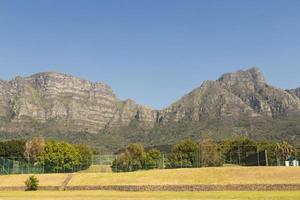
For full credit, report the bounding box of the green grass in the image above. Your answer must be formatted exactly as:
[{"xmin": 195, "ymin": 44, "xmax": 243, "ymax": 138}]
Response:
[{"xmin": 0, "ymin": 191, "xmax": 299, "ymax": 200}]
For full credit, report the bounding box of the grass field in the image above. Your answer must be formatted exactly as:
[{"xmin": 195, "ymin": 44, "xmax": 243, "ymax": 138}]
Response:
[
  {"xmin": 0, "ymin": 191, "xmax": 299, "ymax": 200},
  {"xmin": 1, "ymin": 167, "xmax": 300, "ymax": 187},
  {"xmin": 0, "ymin": 173, "xmax": 68, "ymax": 187},
  {"xmin": 69, "ymin": 167, "xmax": 300, "ymax": 186},
  {"xmin": 79, "ymin": 165, "xmax": 112, "ymax": 173},
  {"xmin": 1, "ymin": 167, "xmax": 300, "ymax": 200}
]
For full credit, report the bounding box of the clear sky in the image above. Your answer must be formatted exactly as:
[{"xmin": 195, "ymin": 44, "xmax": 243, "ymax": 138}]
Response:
[{"xmin": 0, "ymin": 0, "xmax": 299, "ymax": 109}]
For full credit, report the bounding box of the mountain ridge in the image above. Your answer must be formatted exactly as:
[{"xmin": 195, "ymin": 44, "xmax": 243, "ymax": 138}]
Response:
[{"xmin": 1, "ymin": 67, "xmax": 300, "ymax": 151}]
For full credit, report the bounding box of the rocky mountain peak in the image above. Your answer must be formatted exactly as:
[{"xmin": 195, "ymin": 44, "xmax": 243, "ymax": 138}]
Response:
[
  {"xmin": 160, "ymin": 67, "xmax": 300, "ymax": 122},
  {"xmin": 247, "ymin": 67, "xmax": 266, "ymax": 83},
  {"xmin": 26, "ymin": 71, "xmax": 115, "ymax": 96},
  {"xmin": 217, "ymin": 67, "xmax": 266, "ymax": 87}
]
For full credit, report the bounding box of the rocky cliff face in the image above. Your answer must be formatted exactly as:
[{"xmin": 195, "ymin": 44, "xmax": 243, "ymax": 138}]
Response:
[
  {"xmin": 0, "ymin": 72, "xmax": 157, "ymax": 133},
  {"xmin": 159, "ymin": 68, "xmax": 300, "ymax": 123},
  {"xmin": 217, "ymin": 68, "xmax": 300, "ymax": 116},
  {"xmin": 0, "ymin": 68, "xmax": 299, "ymax": 135}
]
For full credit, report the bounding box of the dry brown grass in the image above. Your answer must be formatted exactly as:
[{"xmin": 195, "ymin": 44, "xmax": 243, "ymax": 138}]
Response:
[
  {"xmin": 79, "ymin": 165, "xmax": 112, "ymax": 173},
  {"xmin": 0, "ymin": 174, "xmax": 68, "ymax": 187},
  {"xmin": 0, "ymin": 191, "xmax": 299, "ymax": 200},
  {"xmin": 1, "ymin": 167, "xmax": 300, "ymax": 188},
  {"xmin": 69, "ymin": 167, "xmax": 300, "ymax": 186}
]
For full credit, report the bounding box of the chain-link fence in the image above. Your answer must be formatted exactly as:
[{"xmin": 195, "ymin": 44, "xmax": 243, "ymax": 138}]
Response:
[
  {"xmin": 112, "ymin": 145, "xmax": 300, "ymax": 172},
  {"xmin": 0, "ymin": 154, "xmax": 117, "ymax": 174},
  {"xmin": 162, "ymin": 146, "xmax": 298, "ymax": 168},
  {"xmin": 0, "ymin": 157, "xmax": 44, "ymax": 174},
  {"xmin": 1, "ymin": 145, "xmax": 299, "ymax": 174}
]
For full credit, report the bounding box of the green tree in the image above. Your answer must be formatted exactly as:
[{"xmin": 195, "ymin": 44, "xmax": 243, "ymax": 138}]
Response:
[
  {"xmin": 275, "ymin": 141, "xmax": 296, "ymax": 165},
  {"xmin": 0, "ymin": 140, "xmax": 26, "ymax": 161},
  {"xmin": 37, "ymin": 141, "xmax": 81, "ymax": 173},
  {"xmin": 145, "ymin": 149, "xmax": 161, "ymax": 169},
  {"xmin": 199, "ymin": 139, "xmax": 221, "ymax": 167},
  {"xmin": 168, "ymin": 139, "xmax": 198, "ymax": 168},
  {"xmin": 257, "ymin": 141, "xmax": 277, "ymax": 166},
  {"xmin": 75, "ymin": 144, "xmax": 93, "ymax": 170},
  {"xmin": 112, "ymin": 152, "xmax": 131, "ymax": 172},
  {"xmin": 220, "ymin": 137, "xmax": 257, "ymax": 165},
  {"xmin": 125, "ymin": 143, "xmax": 145, "ymax": 171},
  {"xmin": 112, "ymin": 143, "xmax": 145, "ymax": 172}
]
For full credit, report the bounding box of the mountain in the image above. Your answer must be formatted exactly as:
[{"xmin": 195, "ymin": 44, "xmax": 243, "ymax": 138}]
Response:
[
  {"xmin": 144, "ymin": 68, "xmax": 300, "ymax": 148},
  {"xmin": 0, "ymin": 72, "xmax": 156, "ymax": 133},
  {"xmin": 0, "ymin": 68, "xmax": 300, "ymax": 152},
  {"xmin": 160, "ymin": 67, "xmax": 300, "ymax": 123}
]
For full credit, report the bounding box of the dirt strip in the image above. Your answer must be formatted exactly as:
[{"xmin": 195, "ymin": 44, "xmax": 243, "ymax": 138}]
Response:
[
  {"xmin": 65, "ymin": 184, "xmax": 300, "ymax": 191},
  {"xmin": 0, "ymin": 186, "xmax": 59, "ymax": 191},
  {"xmin": 1, "ymin": 184, "xmax": 300, "ymax": 191},
  {"xmin": 59, "ymin": 174, "xmax": 73, "ymax": 191}
]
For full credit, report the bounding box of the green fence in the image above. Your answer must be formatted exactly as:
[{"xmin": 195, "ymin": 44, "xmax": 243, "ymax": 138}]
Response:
[
  {"xmin": 0, "ymin": 158, "xmax": 44, "ymax": 174},
  {"xmin": 0, "ymin": 155, "xmax": 117, "ymax": 174},
  {"xmin": 92, "ymin": 154, "xmax": 116, "ymax": 165},
  {"xmin": 111, "ymin": 145, "xmax": 297, "ymax": 172},
  {"xmin": 0, "ymin": 146, "xmax": 297, "ymax": 174}
]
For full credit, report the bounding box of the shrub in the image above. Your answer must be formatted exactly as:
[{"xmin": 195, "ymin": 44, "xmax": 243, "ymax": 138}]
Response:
[{"xmin": 25, "ymin": 175, "xmax": 39, "ymax": 191}]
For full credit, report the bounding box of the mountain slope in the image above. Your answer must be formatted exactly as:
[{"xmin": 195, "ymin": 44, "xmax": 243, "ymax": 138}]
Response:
[
  {"xmin": 0, "ymin": 72, "xmax": 156, "ymax": 133},
  {"xmin": 159, "ymin": 68, "xmax": 300, "ymax": 124},
  {"xmin": 0, "ymin": 68, "xmax": 300, "ymax": 152},
  {"xmin": 139, "ymin": 68, "xmax": 300, "ymax": 149}
]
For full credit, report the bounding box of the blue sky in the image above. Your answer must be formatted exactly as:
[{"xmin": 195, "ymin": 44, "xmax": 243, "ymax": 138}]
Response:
[{"xmin": 0, "ymin": 0, "xmax": 300, "ymax": 109}]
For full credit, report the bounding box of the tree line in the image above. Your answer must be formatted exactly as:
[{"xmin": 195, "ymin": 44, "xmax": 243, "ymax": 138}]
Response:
[
  {"xmin": 1, "ymin": 136, "xmax": 297, "ymax": 173},
  {"xmin": 112, "ymin": 137, "xmax": 298, "ymax": 172},
  {"xmin": 0, "ymin": 137, "xmax": 93, "ymax": 173}
]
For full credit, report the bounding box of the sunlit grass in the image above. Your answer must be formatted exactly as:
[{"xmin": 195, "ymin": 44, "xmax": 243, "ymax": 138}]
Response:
[
  {"xmin": 1, "ymin": 167, "xmax": 300, "ymax": 187},
  {"xmin": 69, "ymin": 167, "xmax": 300, "ymax": 186},
  {"xmin": 0, "ymin": 174, "xmax": 68, "ymax": 187},
  {"xmin": 79, "ymin": 165, "xmax": 112, "ymax": 173},
  {"xmin": 0, "ymin": 191, "xmax": 299, "ymax": 200}
]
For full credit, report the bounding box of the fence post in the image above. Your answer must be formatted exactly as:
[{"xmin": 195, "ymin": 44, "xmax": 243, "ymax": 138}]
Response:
[
  {"xmin": 180, "ymin": 153, "xmax": 183, "ymax": 168},
  {"xmin": 257, "ymin": 149, "xmax": 260, "ymax": 166},
  {"xmin": 276, "ymin": 152, "xmax": 280, "ymax": 166},
  {"xmin": 265, "ymin": 150, "xmax": 269, "ymax": 166},
  {"xmin": 162, "ymin": 153, "xmax": 165, "ymax": 169},
  {"xmin": 238, "ymin": 146, "xmax": 241, "ymax": 165}
]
